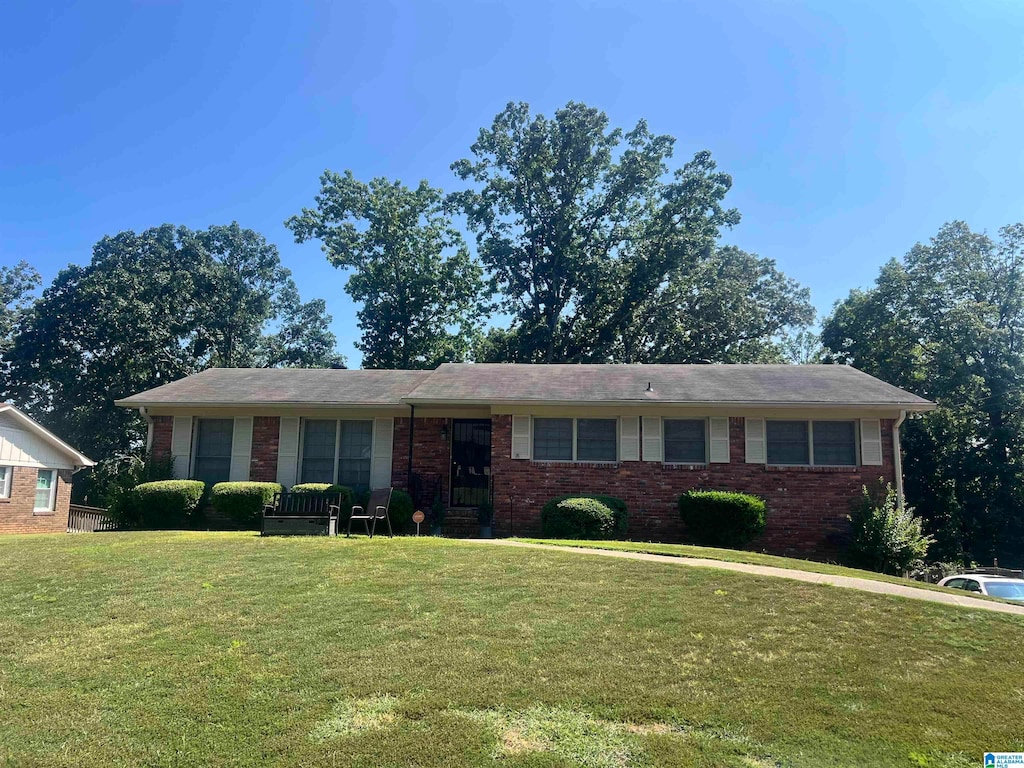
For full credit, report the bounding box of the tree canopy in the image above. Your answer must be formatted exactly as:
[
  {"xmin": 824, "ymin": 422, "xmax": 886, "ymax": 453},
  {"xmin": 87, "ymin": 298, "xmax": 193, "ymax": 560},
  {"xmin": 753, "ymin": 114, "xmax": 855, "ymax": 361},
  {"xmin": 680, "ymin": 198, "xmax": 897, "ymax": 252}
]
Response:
[
  {"xmin": 3, "ymin": 223, "xmax": 342, "ymax": 458},
  {"xmin": 450, "ymin": 101, "xmax": 813, "ymax": 362},
  {"xmin": 287, "ymin": 172, "xmax": 485, "ymax": 369},
  {"xmin": 822, "ymin": 221, "xmax": 1024, "ymax": 563},
  {"xmin": 0, "ymin": 260, "xmax": 40, "ymax": 360}
]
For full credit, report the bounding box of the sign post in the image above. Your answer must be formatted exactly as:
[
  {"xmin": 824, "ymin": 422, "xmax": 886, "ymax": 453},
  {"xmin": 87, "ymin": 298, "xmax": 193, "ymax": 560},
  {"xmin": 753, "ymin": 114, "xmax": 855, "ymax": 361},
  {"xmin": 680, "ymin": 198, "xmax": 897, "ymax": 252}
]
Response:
[{"xmin": 412, "ymin": 510, "xmax": 425, "ymax": 536}]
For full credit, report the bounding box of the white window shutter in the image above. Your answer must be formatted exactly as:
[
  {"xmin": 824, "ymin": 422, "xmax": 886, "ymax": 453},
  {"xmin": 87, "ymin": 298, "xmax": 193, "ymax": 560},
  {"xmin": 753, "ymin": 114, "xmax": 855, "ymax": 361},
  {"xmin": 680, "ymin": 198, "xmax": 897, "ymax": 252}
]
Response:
[
  {"xmin": 745, "ymin": 418, "xmax": 765, "ymax": 464},
  {"xmin": 229, "ymin": 417, "xmax": 253, "ymax": 481},
  {"xmin": 619, "ymin": 417, "xmax": 640, "ymax": 461},
  {"xmin": 642, "ymin": 417, "xmax": 663, "ymax": 462},
  {"xmin": 861, "ymin": 419, "xmax": 883, "ymax": 466},
  {"xmin": 709, "ymin": 417, "xmax": 730, "ymax": 463},
  {"xmin": 277, "ymin": 417, "xmax": 300, "ymax": 488},
  {"xmin": 170, "ymin": 416, "xmax": 193, "ymax": 479},
  {"xmin": 511, "ymin": 416, "xmax": 531, "ymax": 459},
  {"xmin": 371, "ymin": 417, "xmax": 394, "ymax": 488}
]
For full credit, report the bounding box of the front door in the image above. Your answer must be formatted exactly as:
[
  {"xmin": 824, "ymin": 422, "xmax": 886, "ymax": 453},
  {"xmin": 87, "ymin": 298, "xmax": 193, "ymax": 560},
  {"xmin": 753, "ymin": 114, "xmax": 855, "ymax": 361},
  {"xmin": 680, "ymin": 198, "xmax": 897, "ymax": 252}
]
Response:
[{"xmin": 450, "ymin": 419, "xmax": 491, "ymax": 507}]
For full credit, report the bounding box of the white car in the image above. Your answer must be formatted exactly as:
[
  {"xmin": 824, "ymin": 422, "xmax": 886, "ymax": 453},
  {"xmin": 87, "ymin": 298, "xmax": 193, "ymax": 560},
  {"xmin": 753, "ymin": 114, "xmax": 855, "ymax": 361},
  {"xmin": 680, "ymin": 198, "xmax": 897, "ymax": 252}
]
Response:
[{"xmin": 938, "ymin": 574, "xmax": 1024, "ymax": 601}]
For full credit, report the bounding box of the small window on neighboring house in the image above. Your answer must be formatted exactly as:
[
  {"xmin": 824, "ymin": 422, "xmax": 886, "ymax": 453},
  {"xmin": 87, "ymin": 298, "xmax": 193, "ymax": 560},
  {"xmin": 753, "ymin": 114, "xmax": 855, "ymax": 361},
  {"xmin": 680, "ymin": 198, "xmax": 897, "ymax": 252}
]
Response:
[
  {"xmin": 576, "ymin": 419, "xmax": 617, "ymax": 462},
  {"xmin": 0, "ymin": 466, "xmax": 11, "ymax": 498},
  {"xmin": 301, "ymin": 419, "xmax": 337, "ymax": 484},
  {"xmin": 812, "ymin": 421, "xmax": 857, "ymax": 466},
  {"xmin": 34, "ymin": 469, "xmax": 56, "ymax": 512},
  {"xmin": 337, "ymin": 421, "xmax": 373, "ymax": 491},
  {"xmin": 193, "ymin": 418, "xmax": 234, "ymax": 485},
  {"xmin": 533, "ymin": 418, "xmax": 573, "ymax": 461},
  {"xmin": 663, "ymin": 419, "xmax": 707, "ymax": 463},
  {"xmin": 766, "ymin": 421, "xmax": 809, "ymax": 465}
]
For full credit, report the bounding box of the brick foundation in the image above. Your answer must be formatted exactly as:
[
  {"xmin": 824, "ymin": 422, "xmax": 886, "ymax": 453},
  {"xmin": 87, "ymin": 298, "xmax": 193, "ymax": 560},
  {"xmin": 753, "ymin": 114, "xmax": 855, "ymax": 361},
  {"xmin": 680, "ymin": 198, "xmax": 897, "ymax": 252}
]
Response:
[{"xmin": 0, "ymin": 466, "xmax": 72, "ymax": 534}]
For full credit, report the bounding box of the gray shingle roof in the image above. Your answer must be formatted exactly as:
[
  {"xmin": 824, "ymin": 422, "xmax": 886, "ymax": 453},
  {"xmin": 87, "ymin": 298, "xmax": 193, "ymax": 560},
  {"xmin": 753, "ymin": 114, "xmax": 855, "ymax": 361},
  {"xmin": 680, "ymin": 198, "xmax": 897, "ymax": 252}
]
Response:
[
  {"xmin": 116, "ymin": 364, "xmax": 933, "ymax": 409},
  {"xmin": 402, "ymin": 363, "xmax": 933, "ymax": 407},
  {"xmin": 115, "ymin": 368, "xmax": 433, "ymax": 407}
]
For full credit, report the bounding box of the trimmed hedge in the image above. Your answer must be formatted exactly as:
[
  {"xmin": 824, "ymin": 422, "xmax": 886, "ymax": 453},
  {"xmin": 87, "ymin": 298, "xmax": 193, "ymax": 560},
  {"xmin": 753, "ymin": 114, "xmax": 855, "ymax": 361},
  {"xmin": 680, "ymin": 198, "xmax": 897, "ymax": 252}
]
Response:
[
  {"xmin": 211, "ymin": 482, "xmax": 282, "ymax": 527},
  {"xmin": 131, "ymin": 480, "xmax": 207, "ymax": 528},
  {"xmin": 541, "ymin": 494, "xmax": 627, "ymax": 540},
  {"xmin": 678, "ymin": 490, "xmax": 766, "ymax": 548},
  {"xmin": 541, "ymin": 494, "xmax": 628, "ymax": 539}
]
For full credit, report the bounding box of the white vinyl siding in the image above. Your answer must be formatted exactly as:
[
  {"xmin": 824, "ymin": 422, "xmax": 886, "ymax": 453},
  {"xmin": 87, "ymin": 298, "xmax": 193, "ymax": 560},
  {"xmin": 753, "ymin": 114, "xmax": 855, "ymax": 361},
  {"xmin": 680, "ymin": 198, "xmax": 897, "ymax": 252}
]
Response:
[
  {"xmin": 0, "ymin": 466, "xmax": 9, "ymax": 498},
  {"xmin": 663, "ymin": 419, "xmax": 706, "ymax": 464},
  {"xmin": 860, "ymin": 418, "xmax": 883, "ymax": 465},
  {"xmin": 193, "ymin": 418, "xmax": 234, "ymax": 485},
  {"xmin": 34, "ymin": 469, "xmax": 56, "ymax": 512}
]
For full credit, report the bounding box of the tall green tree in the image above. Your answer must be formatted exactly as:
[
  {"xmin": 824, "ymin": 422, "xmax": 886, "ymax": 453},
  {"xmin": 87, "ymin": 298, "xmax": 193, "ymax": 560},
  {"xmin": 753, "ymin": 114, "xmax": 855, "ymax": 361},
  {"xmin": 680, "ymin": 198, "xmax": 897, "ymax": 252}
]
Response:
[
  {"xmin": 451, "ymin": 101, "xmax": 812, "ymax": 362},
  {"xmin": 0, "ymin": 260, "xmax": 40, "ymax": 359},
  {"xmin": 4, "ymin": 223, "xmax": 341, "ymax": 458},
  {"xmin": 287, "ymin": 172, "xmax": 484, "ymax": 369},
  {"xmin": 822, "ymin": 221, "xmax": 1024, "ymax": 564}
]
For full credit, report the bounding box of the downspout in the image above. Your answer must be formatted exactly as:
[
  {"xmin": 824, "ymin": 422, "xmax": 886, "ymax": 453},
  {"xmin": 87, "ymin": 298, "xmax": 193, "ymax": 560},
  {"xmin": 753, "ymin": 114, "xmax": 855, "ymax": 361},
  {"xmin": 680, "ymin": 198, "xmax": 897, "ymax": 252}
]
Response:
[
  {"xmin": 893, "ymin": 410, "xmax": 907, "ymax": 508},
  {"xmin": 407, "ymin": 404, "xmax": 415, "ymax": 494},
  {"xmin": 140, "ymin": 406, "xmax": 154, "ymax": 451}
]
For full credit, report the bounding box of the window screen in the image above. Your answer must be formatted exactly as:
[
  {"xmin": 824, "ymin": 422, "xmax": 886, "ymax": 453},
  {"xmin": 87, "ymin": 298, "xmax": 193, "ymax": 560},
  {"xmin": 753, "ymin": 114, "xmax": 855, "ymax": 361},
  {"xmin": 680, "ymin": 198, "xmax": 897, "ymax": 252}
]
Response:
[
  {"xmin": 301, "ymin": 420, "xmax": 337, "ymax": 484},
  {"xmin": 194, "ymin": 419, "xmax": 233, "ymax": 485},
  {"xmin": 34, "ymin": 469, "xmax": 56, "ymax": 511},
  {"xmin": 812, "ymin": 421, "xmax": 857, "ymax": 466},
  {"xmin": 0, "ymin": 466, "xmax": 9, "ymax": 498},
  {"xmin": 338, "ymin": 420, "xmax": 373, "ymax": 490},
  {"xmin": 576, "ymin": 419, "xmax": 617, "ymax": 462},
  {"xmin": 664, "ymin": 419, "xmax": 706, "ymax": 463},
  {"xmin": 766, "ymin": 421, "xmax": 809, "ymax": 465},
  {"xmin": 533, "ymin": 418, "xmax": 573, "ymax": 461}
]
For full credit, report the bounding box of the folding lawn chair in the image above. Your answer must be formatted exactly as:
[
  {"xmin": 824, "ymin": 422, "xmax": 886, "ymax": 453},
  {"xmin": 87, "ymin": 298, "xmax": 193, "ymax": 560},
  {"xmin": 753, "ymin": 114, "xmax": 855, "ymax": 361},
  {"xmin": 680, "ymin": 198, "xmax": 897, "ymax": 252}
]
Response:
[{"xmin": 347, "ymin": 487, "xmax": 394, "ymax": 538}]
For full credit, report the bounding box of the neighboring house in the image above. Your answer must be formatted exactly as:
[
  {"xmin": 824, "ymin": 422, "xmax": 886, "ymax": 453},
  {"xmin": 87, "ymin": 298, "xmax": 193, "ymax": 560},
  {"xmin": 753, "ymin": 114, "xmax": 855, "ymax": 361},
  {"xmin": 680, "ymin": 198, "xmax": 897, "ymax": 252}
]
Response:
[
  {"xmin": 0, "ymin": 404, "xmax": 95, "ymax": 534},
  {"xmin": 116, "ymin": 364, "xmax": 934, "ymax": 557}
]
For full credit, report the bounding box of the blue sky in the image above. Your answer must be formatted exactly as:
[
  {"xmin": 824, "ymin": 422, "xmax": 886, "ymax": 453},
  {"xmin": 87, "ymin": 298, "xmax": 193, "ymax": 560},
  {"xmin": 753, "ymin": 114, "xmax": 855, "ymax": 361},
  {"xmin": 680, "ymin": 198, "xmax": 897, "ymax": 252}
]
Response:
[{"xmin": 3, "ymin": 0, "xmax": 1023, "ymax": 366}]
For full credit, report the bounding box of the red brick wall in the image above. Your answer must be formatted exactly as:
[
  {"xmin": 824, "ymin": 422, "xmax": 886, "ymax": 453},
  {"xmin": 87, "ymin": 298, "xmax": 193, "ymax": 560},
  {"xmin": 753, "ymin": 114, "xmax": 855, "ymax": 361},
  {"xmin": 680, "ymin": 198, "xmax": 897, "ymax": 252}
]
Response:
[
  {"xmin": 0, "ymin": 466, "xmax": 71, "ymax": 535},
  {"xmin": 151, "ymin": 415, "xmax": 173, "ymax": 460},
  {"xmin": 250, "ymin": 417, "xmax": 280, "ymax": 482},
  {"xmin": 392, "ymin": 417, "xmax": 452, "ymax": 505},
  {"xmin": 489, "ymin": 415, "xmax": 897, "ymax": 559}
]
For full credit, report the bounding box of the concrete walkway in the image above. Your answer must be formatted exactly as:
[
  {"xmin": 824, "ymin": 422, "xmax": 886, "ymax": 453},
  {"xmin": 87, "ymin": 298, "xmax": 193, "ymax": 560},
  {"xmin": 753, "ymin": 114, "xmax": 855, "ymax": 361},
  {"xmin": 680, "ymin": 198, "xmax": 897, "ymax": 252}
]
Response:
[{"xmin": 480, "ymin": 540, "xmax": 1024, "ymax": 617}]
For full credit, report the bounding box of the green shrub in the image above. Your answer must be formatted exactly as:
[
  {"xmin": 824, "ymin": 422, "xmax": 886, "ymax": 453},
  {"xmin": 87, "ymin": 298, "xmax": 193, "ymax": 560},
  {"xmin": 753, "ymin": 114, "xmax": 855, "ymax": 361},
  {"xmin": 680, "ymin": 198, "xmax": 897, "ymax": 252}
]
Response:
[
  {"xmin": 848, "ymin": 480, "xmax": 933, "ymax": 575},
  {"xmin": 85, "ymin": 450, "xmax": 175, "ymax": 526},
  {"xmin": 541, "ymin": 494, "xmax": 628, "ymax": 538},
  {"xmin": 541, "ymin": 495, "xmax": 622, "ymax": 539},
  {"xmin": 211, "ymin": 482, "xmax": 282, "ymax": 527},
  {"xmin": 129, "ymin": 480, "xmax": 207, "ymax": 528},
  {"xmin": 678, "ymin": 491, "xmax": 766, "ymax": 548},
  {"xmin": 388, "ymin": 490, "xmax": 414, "ymax": 533}
]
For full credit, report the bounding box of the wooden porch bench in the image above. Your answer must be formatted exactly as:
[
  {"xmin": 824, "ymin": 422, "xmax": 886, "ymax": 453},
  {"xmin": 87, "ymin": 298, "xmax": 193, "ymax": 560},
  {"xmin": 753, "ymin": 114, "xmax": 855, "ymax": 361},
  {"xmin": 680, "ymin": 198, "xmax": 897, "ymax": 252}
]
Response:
[{"xmin": 261, "ymin": 491, "xmax": 347, "ymax": 537}]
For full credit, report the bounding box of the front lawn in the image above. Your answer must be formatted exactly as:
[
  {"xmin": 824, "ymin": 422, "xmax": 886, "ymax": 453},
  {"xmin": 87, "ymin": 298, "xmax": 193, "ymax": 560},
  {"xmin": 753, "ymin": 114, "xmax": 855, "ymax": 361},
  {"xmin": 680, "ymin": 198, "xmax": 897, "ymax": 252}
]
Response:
[{"xmin": 1, "ymin": 532, "xmax": 1021, "ymax": 767}]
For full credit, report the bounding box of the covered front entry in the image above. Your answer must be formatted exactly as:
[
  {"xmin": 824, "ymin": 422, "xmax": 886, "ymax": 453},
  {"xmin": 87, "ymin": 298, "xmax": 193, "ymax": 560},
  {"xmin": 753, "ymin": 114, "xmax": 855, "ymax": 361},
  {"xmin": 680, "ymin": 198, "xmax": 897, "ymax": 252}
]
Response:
[{"xmin": 450, "ymin": 419, "xmax": 491, "ymax": 506}]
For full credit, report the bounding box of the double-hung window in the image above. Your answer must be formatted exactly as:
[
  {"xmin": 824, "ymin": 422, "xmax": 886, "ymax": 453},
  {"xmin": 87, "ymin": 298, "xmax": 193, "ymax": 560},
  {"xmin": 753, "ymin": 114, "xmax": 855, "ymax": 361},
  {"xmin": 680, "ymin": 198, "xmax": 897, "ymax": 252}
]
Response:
[
  {"xmin": 193, "ymin": 418, "xmax": 234, "ymax": 485},
  {"xmin": 766, "ymin": 420, "xmax": 857, "ymax": 466},
  {"xmin": 0, "ymin": 466, "xmax": 10, "ymax": 499},
  {"xmin": 532, "ymin": 418, "xmax": 617, "ymax": 462},
  {"xmin": 34, "ymin": 469, "xmax": 56, "ymax": 512},
  {"xmin": 300, "ymin": 419, "xmax": 373, "ymax": 490},
  {"xmin": 663, "ymin": 419, "xmax": 707, "ymax": 464}
]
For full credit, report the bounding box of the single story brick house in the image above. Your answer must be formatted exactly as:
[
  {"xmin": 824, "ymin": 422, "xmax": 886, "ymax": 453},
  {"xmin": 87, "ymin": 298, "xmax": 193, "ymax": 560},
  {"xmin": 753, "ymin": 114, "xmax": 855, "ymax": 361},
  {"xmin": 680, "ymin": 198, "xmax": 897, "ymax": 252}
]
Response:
[
  {"xmin": 0, "ymin": 404, "xmax": 95, "ymax": 534},
  {"xmin": 116, "ymin": 364, "xmax": 933, "ymax": 556}
]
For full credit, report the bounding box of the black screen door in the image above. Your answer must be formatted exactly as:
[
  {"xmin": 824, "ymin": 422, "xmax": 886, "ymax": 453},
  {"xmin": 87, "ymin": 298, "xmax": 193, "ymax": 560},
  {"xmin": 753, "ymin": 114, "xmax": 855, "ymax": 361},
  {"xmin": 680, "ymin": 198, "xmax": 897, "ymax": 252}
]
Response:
[{"xmin": 450, "ymin": 419, "xmax": 491, "ymax": 507}]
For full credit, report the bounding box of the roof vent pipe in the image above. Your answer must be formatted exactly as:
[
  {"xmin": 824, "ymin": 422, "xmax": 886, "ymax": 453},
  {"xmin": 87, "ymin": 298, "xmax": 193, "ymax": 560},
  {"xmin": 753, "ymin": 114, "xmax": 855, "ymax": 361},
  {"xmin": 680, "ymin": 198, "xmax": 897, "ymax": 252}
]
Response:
[{"xmin": 646, "ymin": 382, "xmax": 653, "ymax": 392}]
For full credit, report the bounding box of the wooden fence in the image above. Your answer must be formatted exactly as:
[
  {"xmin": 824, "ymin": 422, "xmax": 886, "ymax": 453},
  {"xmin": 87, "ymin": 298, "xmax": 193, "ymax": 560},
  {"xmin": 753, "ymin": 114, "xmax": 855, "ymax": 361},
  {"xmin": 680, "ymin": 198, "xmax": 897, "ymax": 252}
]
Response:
[{"xmin": 67, "ymin": 504, "xmax": 118, "ymax": 533}]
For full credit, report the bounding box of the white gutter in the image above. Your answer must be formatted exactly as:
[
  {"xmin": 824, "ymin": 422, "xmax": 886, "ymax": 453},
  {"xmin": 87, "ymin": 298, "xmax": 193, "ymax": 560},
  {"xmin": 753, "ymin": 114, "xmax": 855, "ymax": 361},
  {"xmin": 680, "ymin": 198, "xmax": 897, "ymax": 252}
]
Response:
[
  {"xmin": 139, "ymin": 406, "xmax": 154, "ymax": 451},
  {"xmin": 893, "ymin": 410, "xmax": 907, "ymax": 507}
]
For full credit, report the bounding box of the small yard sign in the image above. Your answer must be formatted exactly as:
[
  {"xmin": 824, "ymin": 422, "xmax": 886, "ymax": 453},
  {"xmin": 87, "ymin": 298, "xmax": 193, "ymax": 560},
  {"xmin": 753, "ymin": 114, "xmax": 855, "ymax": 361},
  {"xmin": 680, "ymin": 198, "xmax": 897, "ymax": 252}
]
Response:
[{"xmin": 412, "ymin": 510, "xmax": 425, "ymax": 536}]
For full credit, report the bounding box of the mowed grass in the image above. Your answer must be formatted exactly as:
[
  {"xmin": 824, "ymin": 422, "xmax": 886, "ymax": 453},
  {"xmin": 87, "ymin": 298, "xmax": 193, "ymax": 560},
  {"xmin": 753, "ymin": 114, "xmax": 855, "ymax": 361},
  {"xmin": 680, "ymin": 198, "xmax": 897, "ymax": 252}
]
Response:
[{"xmin": 0, "ymin": 533, "xmax": 1020, "ymax": 768}]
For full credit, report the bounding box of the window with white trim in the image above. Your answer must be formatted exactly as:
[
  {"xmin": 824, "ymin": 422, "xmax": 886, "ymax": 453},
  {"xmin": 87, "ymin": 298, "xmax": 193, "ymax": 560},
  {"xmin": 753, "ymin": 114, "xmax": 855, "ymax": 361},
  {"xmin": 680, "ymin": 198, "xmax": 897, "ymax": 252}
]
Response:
[
  {"xmin": 299, "ymin": 419, "xmax": 373, "ymax": 490},
  {"xmin": 663, "ymin": 419, "xmax": 707, "ymax": 463},
  {"xmin": 532, "ymin": 418, "xmax": 617, "ymax": 462},
  {"xmin": 765, "ymin": 420, "xmax": 857, "ymax": 466},
  {"xmin": 193, "ymin": 418, "xmax": 234, "ymax": 485},
  {"xmin": 34, "ymin": 469, "xmax": 56, "ymax": 512},
  {"xmin": 0, "ymin": 466, "xmax": 10, "ymax": 498}
]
